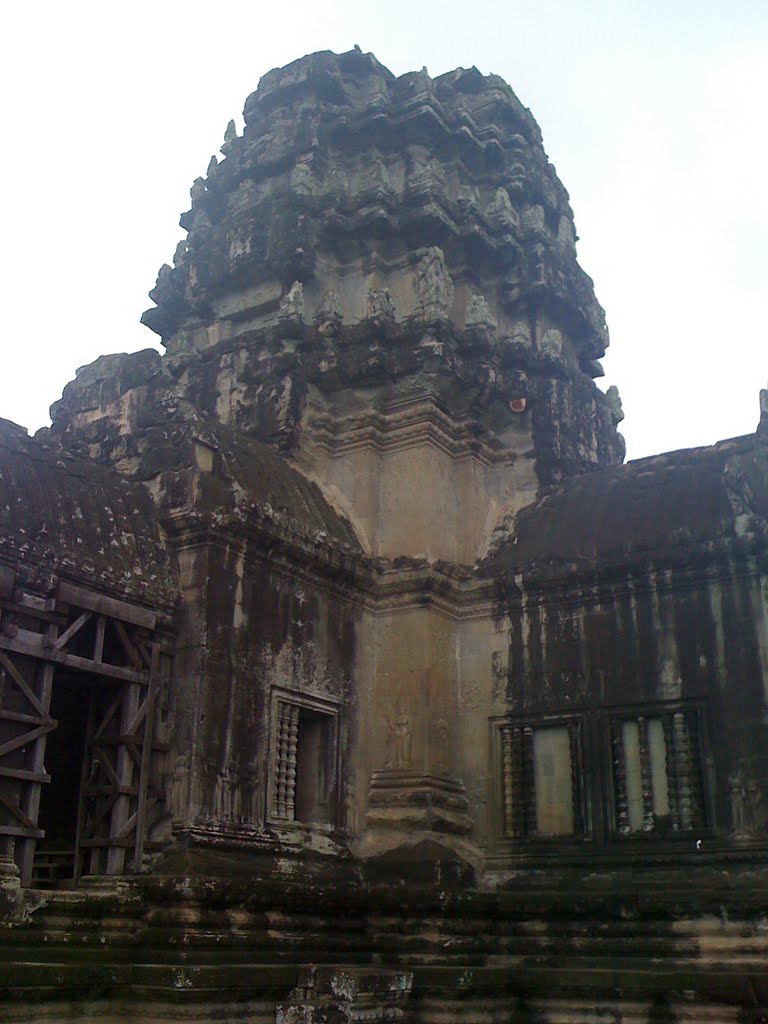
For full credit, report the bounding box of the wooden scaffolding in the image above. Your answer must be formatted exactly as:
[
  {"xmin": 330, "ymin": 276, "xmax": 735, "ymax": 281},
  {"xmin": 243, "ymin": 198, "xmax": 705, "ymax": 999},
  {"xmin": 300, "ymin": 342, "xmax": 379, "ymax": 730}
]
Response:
[{"xmin": 0, "ymin": 569, "xmax": 170, "ymax": 887}]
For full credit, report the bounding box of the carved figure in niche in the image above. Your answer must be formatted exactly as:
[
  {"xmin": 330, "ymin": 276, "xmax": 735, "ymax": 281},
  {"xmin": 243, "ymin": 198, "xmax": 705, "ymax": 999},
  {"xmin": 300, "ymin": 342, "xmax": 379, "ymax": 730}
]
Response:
[
  {"xmin": 290, "ymin": 161, "xmax": 315, "ymax": 196},
  {"xmin": 729, "ymin": 769, "xmax": 747, "ymax": 838},
  {"xmin": 170, "ymin": 752, "xmax": 190, "ymax": 824},
  {"xmin": 362, "ymin": 158, "xmax": 392, "ymax": 200},
  {"xmin": 486, "ymin": 187, "xmax": 518, "ymax": 231},
  {"xmin": 745, "ymin": 772, "xmax": 767, "ymax": 836},
  {"xmin": 385, "ymin": 711, "xmax": 412, "ymax": 770},
  {"xmin": 243, "ymin": 758, "xmax": 260, "ymax": 824},
  {"xmin": 539, "ymin": 328, "xmax": 563, "ymax": 359},
  {"xmin": 278, "ymin": 281, "xmax": 304, "ymax": 322},
  {"xmin": 729, "ymin": 762, "xmax": 768, "ymax": 838},
  {"xmin": 214, "ymin": 763, "xmax": 231, "ymax": 821},
  {"xmin": 314, "ymin": 289, "xmax": 343, "ymax": 330},
  {"xmin": 409, "ymin": 157, "xmax": 446, "ymax": 198},
  {"xmin": 434, "ymin": 718, "xmax": 449, "ymax": 774},
  {"xmin": 465, "ymin": 294, "xmax": 497, "ymax": 334},
  {"xmin": 367, "ymin": 288, "xmax": 396, "ymax": 322},
  {"xmin": 413, "ymin": 247, "xmax": 454, "ymax": 322}
]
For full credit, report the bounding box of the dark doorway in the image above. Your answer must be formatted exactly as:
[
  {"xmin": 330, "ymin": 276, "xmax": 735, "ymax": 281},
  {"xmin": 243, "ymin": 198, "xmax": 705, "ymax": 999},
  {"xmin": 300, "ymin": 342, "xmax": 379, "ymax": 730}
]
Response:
[{"xmin": 34, "ymin": 675, "xmax": 90, "ymax": 886}]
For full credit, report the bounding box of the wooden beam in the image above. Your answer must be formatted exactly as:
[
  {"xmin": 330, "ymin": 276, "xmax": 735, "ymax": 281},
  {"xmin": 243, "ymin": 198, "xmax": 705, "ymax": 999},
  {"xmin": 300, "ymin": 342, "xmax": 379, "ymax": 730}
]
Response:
[
  {"xmin": 0, "ymin": 791, "xmax": 38, "ymax": 830},
  {"xmin": 93, "ymin": 692, "xmax": 123, "ymax": 742},
  {"xmin": 0, "ymin": 632, "xmax": 148, "ymax": 684},
  {"xmin": 97, "ymin": 736, "xmax": 170, "ymax": 752},
  {"xmin": 83, "ymin": 785, "xmax": 137, "ymax": 798},
  {"xmin": 0, "ymin": 767, "xmax": 51, "ymax": 783},
  {"xmin": 79, "ymin": 837, "xmax": 135, "ymax": 849},
  {"xmin": 52, "ymin": 610, "xmax": 92, "ymax": 650},
  {"xmin": 124, "ymin": 695, "xmax": 150, "ymax": 738},
  {"xmin": 57, "ymin": 582, "xmax": 157, "ymax": 631},
  {"xmin": 93, "ymin": 749, "xmax": 122, "ymax": 790},
  {"xmin": 0, "ymin": 722, "xmax": 56, "ymax": 759},
  {"xmin": 0, "ymin": 708, "xmax": 55, "ymax": 728},
  {"xmin": 0, "ymin": 650, "xmax": 46, "ymax": 717},
  {"xmin": 93, "ymin": 616, "xmax": 106, "ymax": 663},
  {"xmin": 0, "ymin": 825, "xmax": 44, "ymax": 839},
  {"xmin": 0, "ymin": 600, "xmax": 63, "ymax": 626},
  {"xmin": 113, "ymin": 620, "xmax": 142, "ymax": 668}
]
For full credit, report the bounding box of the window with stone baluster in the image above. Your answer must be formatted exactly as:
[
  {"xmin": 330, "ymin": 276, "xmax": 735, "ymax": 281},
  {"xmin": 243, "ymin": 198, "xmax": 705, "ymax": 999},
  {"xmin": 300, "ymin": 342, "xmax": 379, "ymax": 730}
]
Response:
[
  {"xmin": 606, "ymin": 704, "xmax": 707, "ymax": 836},
  {"xmin": 494, "ymin": 714, "xmax": 588, "ymax": 841},
  {"xmin": 268, "ymin": 689, "xmax": 340, "ymax": 829}
]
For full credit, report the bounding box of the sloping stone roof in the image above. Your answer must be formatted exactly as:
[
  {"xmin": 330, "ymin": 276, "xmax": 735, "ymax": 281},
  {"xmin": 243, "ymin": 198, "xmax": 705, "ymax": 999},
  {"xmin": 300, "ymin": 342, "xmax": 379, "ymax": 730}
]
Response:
[
  {"xmin": 0, "ymin": 418, "xmax": 178, "ymax": 606},
  {"xmin": 184, "ymin": 421, "xmax": 363, "ymax": 550},
  {"xmin": 489, "ymin": 434, "xmax": 768, "ymax": 575},
  {"xmin": 48, "ymin": 351, "xmax": 362, "ymax": 551}
]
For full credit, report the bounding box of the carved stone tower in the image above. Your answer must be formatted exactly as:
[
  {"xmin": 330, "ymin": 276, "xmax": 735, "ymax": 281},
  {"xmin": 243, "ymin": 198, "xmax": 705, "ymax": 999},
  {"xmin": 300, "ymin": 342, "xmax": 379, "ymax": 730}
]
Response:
[{"xmin": 141, "ymin": 49, "xmax": 624, "ymax": 563}]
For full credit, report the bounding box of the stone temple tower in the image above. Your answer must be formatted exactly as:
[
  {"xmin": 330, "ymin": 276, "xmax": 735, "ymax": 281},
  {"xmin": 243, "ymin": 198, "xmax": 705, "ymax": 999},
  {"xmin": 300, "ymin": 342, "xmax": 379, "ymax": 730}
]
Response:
[
  {"xmin": 2, "ymin": 49, "xmax": 767, "ymax": 1022},
  {"xmin": 140, "ymin": 48, "xmax": 625, "ymax": 562}
]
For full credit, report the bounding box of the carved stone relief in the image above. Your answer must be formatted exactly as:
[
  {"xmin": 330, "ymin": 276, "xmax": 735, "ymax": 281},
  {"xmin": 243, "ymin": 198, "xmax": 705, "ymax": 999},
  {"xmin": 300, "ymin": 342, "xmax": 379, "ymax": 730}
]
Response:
[
  {"xmin": 413, "ymin": 247, "xmax": 454, "ymax": 322},
  {"xmin": 385, "ymin": 710, "xmax": 413, "ymax": 770},
  {"xmin": 729, "ymin": 761, "xmax": 768, "ymax": 839}
]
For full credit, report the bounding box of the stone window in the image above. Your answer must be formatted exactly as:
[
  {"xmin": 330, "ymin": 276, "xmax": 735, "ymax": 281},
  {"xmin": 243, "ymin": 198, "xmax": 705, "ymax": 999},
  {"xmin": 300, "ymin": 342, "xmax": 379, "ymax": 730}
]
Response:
[
  {"xmin": 498, "ymin": 718, "xmax": 585, "ymax": 839},
  {"xmin": 609, "ymin": 706, "xmax": 706, "ymax": 835},
  {"xmin": 269, "ymin": 691, "xmax": 339, "ymax": 828}
]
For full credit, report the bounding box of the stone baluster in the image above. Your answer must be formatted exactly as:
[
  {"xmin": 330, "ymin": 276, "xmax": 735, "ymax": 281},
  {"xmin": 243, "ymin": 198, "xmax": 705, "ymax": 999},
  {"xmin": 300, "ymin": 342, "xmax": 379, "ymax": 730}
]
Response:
[
  {"xmin": 612, "ymin": 719, "xmax": 629, "ymax": 834},
  {"xmin": 522, "ymin": 726, "xmax": 536, "ymax": 835},
  {"xmin": 511, "ymin": 727, "xmax": 524, "ymax": 837},
  {"xmin": 568, "ymin": 723, "xmax": 583, "ymax": 836},
  {"xmin": 501, "ymin": 726, "xmax": 515, "ymax": 837},
  {"xmin": 673, "ymin": 712, "xmax": 693, "ymax": 830},
  {"xmin": 686, "ymin": 713, "xmax": 705, "ymax": 828},
  {"xmin": 662, "ymin": 714, "xmax": 679, "ymax": 829},
  {"xmin": 275, "ymin": 702, "xmax": 292, "ymax": 819},
  {"xmin": 285, "ymin": 704, "xmax": 300, "ymax": 821},
  {"xmin": 637, "ymin": 716, "xmax": 654, "ymax": 831},
  {"xmin": 275, "ymin": 704, "xmax": 288, "ymax": 818}
]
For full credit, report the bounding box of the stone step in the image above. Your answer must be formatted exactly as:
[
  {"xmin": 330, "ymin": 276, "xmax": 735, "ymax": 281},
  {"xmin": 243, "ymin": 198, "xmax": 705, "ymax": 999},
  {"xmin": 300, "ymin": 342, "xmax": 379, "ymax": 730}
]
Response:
[{"xmin": 0, "ymin": 960, "xmax": 764, "ymax": 1006}]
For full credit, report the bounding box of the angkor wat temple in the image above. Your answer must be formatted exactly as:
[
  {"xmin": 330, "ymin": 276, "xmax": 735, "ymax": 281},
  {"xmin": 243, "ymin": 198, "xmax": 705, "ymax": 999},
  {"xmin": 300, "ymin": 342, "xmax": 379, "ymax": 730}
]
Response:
[{"xmin": 1, "ymin": 49, "xmax": 767, "ymax": 1023}]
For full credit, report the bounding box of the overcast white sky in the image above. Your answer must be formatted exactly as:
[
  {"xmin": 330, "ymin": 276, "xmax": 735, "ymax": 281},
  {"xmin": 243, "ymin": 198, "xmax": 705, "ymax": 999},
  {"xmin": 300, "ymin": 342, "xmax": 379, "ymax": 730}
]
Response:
[{"xmin": 2, "ymin": 0, "xmax": 765, "ymax": 459}]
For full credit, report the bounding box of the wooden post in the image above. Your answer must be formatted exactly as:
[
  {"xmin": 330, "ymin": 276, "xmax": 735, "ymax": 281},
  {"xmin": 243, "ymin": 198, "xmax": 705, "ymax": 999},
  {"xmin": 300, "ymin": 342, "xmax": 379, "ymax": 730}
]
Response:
[
  {"xmin": 106, "ymin": 682, "xmax": 141, "ymax": 875},
  {"xmin": 17, "ymin": 621, "xmax": 57, "ymax": 886},
  {"xmin": 73, "ymin": 691, "xmax": 95, "ymax": 886},
  {"xmin": 133, "ymin": 643, "xmax": 159, "ymax": 871}
]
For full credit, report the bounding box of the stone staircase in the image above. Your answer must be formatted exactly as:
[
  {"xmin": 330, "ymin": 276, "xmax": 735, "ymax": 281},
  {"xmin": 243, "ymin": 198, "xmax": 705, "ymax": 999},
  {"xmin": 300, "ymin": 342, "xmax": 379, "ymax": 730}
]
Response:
[{"xmin": 0, "ymin": 871, "xmax": 766, "ymax": 1023}]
